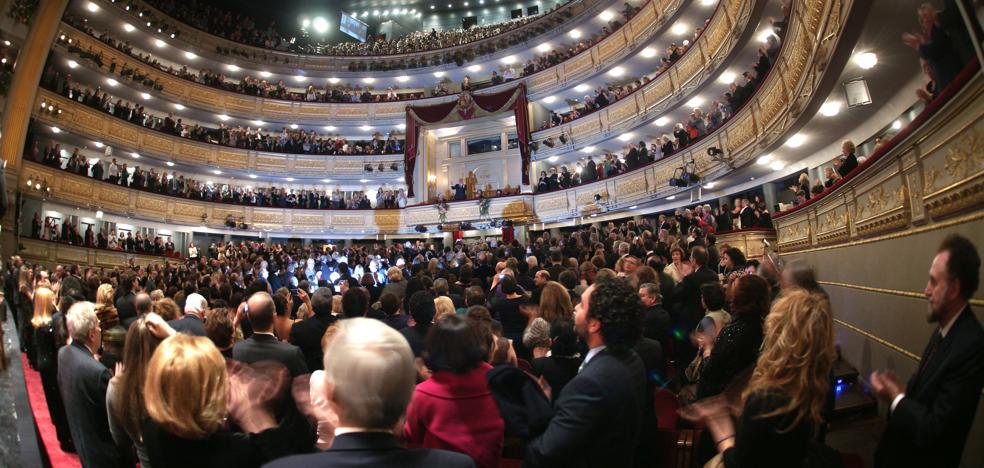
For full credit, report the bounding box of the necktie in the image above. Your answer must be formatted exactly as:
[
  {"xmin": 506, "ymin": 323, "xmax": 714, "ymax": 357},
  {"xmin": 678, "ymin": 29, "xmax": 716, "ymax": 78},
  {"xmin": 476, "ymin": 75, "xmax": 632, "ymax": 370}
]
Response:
[{"xmin": 912, "ymin": 330, "xmax": 943, "ymax": 389}]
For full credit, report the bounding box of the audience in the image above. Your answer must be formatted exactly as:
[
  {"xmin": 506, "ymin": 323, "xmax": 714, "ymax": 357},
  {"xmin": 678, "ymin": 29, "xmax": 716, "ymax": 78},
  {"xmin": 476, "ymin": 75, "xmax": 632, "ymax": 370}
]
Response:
[{"xmin": 14, "ymin": 205, "xmax": 983, "ymax": 468}]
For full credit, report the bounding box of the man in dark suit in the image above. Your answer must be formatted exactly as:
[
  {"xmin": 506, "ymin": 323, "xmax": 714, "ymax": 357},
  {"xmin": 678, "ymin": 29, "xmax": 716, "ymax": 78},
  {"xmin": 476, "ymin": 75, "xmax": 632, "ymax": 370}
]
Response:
[
  {"xmin": 525, "ymin": 278, "xmax": 642, "ymax": 468},
  {"xmin": 673, "ymin": 247, "xmax": 719, "ymax": 366},
  {"xmin": 583, "ymin": 157, "xmax": 597, "ymax": 183},
  {"xmin": 58, "ymin": 302, "xmax": 130, "ymax": 468},
  {"xmin": 234, "ymin": 292, "xmax": 308, "ymax": 377},
  {"xmin": 738, "ymin": 199, "xmax": 756, "ymax": 229},
  {"xmin": 639, "ymin": 282, "xmax": 671, "ymax": 346},
  {"xmin": 289, "ymin": 289, "xmax": 336, "ymax": 372},
  {"xmin": 264, "ymin": 318, "xmax": 474, "ymax": 468},
  {"xmin": 871, "ymin": 234, "xmax": 984, "ymax": 468},
  {"xmin": 167, "ymin": 292, "xmax": 207, "ymax": 336},
  {"xmin": 115, "ymin": 271, "xmax": 138, "ymax": 325}
]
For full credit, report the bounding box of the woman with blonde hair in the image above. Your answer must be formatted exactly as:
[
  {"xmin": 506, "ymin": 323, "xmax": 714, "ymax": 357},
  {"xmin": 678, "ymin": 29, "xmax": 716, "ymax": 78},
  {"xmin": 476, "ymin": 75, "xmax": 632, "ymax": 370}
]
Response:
[
  {"xmin": 684, "ymin": 288, "xmax": 837, "ymax": 467},
  {"xmin": 32, "ymin": 287, "xmax": 75, "ymax": 450},
  {"xmin": 523, "ymin": 281, "xmax": 573, "ymax": 351},
  {"xmin": 142, "ymin": 334, "xmax": 311, "ymax": 466},
  {"xmin": 434, "ymin": 295, "xmax": 456, "ymax": 322},
  {"xmin": 94, "ymin": 283, "xmax": 120, "ymax": 331}
]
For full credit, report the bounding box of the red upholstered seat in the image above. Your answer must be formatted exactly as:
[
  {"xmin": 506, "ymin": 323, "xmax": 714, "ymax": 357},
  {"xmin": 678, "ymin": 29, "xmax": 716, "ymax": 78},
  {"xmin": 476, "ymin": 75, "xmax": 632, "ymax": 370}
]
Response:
[{"xmin": 654, "ymin": 387, "xmax": 680, "ymax": 430}]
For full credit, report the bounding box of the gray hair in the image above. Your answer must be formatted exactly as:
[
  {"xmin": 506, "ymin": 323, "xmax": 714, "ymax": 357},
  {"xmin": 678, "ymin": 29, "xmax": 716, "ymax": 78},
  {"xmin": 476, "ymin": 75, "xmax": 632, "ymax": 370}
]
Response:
[
  {"xmin": 433, "ymin": 278, "xmax": 449, "ymax": 295},
  {"xmin": 66, "ymin": 301, "xmax": 99, "ymax": 343},
  {"xmin": 323, "ymin": 318, "xmax": 416, "ymax": 430}
]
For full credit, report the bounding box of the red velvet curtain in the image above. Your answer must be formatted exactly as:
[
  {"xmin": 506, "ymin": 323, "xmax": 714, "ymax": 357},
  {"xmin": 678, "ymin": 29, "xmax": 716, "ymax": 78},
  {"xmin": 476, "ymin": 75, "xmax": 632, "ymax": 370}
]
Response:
[{"xmin": 403, "ymin": 84, "xmax": 530, "ymax": 197}]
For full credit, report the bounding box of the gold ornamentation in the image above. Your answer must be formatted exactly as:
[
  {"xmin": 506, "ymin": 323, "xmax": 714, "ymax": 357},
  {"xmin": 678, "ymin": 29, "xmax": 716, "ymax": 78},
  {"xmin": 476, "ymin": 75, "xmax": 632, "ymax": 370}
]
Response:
[{"xmin": 943, "ymin": 129, "xmax": 984, "ymax": 181}]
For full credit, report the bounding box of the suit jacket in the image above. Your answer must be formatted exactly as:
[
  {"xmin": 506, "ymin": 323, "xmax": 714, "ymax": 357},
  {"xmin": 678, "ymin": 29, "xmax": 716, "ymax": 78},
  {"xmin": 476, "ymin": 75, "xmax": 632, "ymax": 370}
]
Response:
[
  {"xmin": 738, "ymin": 206, "xmax": 756, "ymax": 230},
  {"xmin": 263, "ymin": 432, "xmax": 475, "ymax": 468},
  {"xmin": 525, "ymin": 349, "xmax": 641, "ymax": 468},
  {"xmin": 115, "ymin": 291, "xmax": 137, "ymax": 325},
  {"xmin": 875, "ymin": 306, "xmax": 984, "ymax": 468},
  {"xmin": 168, "ymin": 314, "xmax": 207, "ymax": 336},
  {"xmin": 673, "ymin": 267, "xmax": 720, "ymax": 366},
  {"xmin": 289, "ymin": 313, "xmax": 337, "ymax": 371},
  {"xmin": 233, "ymin": 333, "xmax": 309, "ymax": 377},
  {"xmin": 58, "ymin": 341, "xmax": 129, "ymax": 468}
]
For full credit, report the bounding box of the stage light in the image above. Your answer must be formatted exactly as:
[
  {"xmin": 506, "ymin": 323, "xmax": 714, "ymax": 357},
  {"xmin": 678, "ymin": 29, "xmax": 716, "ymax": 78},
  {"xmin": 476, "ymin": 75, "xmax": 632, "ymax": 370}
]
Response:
[{"xmin": 312, "ymin": 17, "xmax": 329, "ymax": 34}]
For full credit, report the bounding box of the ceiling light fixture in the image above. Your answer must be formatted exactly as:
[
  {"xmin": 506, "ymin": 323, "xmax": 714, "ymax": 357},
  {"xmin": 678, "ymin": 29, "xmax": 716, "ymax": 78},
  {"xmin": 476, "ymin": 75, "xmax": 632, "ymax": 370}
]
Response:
[
  {"xmin": 654, "ymin": 117, "xmax": 669, "ymax": 126},
  {"xmin": 259, "ymin": 71, "xmax": 272, "ymax": 78},
  {"xmin": 106, "ymin": 78, "xmax": 118, "ymax": 86},
  {"xmin": 294, "ymin": 75, "xmax": 307, "ymax": 82},
  {"xmin": 853, "ymin": 52, "xmax": 878, "ymax": 69},
  {"xmin": 607, "ymin": 66, "xmax": 625, "ymax": 77},
  {"xmin": 756, "ymin": 154, "xmax": 773, "ymax": 165},
  {"xmin": 770, "ymin": 160, "xmax": 786, "ymax": 171},
  {"xmin": 568, "ymin": 29, "xmax": 582, "ymax": 39},
  {"xmin": 396, "ymin": 75, "xmax": 410, "ymax": 82},
  {"xmin": 640, "ymin": 47, "xmax": 657, "ymax": 58},
  {"xmin": 173, "ymin": 103, "xmax": 185, "ymax": 110},
  {"xmin": 599, "ymin": 10, "xmax": 614, "ymax": 21},
  {"xmin": 93, "ymin": 141, "xmax": 104, "ymax": 148},
  {"xmin": 324, "ymin": 125, "xmax": 336, "ymax": 131},
  {"xmin": 166, "ymin": 161, "xmax": 175, "ymax": 166},
  {"xmin": 581, "ymin": 146, "xmax": 595, "ymax": 153},
  {"xmin": 361, "ymin": 125, "xmax": 373, "ymax": 131},
  {"xmin": 617, "ymin": 132, "xmax": 634, "ymax": 141},
  {"xmin": 501, "ymin": 55, "xmax": 516, "ymax": 64},
  {"xmin": 131, "ymin": 152, "xmax": 140, "ymax": 158},
  {"xmin": 226, "ymin": 64, "xmax": 240, "ymax": 72},
  {"xmin": 252, "ymin": 120, "xmax": 265, "ymax": 126},
  {"xmin": 154, "ymin": 39, "xmax": 166, "ymax": 48},
  {"xmin": 248, "ymin": 174, "xmax": 257, "ymax": 179},
  {"xmin": 548, "ymin": 156, "xmax": 559, "ymax": 162},
  {"xmin": 87, "ymin": 2, "xmax": 99, "ymax": 12},
  {"xmin": 819, "ymin": 101, "xmax": 841, "ymax": 117},
  {"xmin": 328, "ymin": 77, "xmax": 340, "ymax": 84},
  {"xmin": 51, "ymin": 126, "xmax": 61, "ymax": 133},
  {"xmin": 671, "ymin": 23, "xmax": 688, "ymax": 35},
  {"xmin": 290, "ymin": 123, "xmax": 299, "ymax": 129},
  {"xmin": 574, "ymin": 84, "xmax": 590, "ymax": 92},
  {"xmin": 184, "ymin": 51, "xmax": 197, "ymax": 60},
  {"xmin": 686, "ymin": 96, "xmax": 704, "ymax": 108},
  {"xmin": 212, "ymin": 169, "xmax": 222, "ymax": 175},
  {"xmin": 397, "ymin": 123, "xmax": 406, "ymax": 129},
  {"xmin": 217, "ymin": 114, "xmax": 230, "ymax": 121},
  {"xmin": 123, "ymin": 23, "xmax": 135, "ymax": 32},
  {"xmin": 543, "ymin": 96, "xmax": 557, "ymax": 104},
  {"xmin": 286, "ymin": 177, "xmax": 295, "ymax": 182},
  {"xmin": 467, "ymin": 64, "xmax": 481, "ymax": 72},
  {"xmin": 718, "ymin": 71, "xmax": 736, "ymax": 84},
  {"xmin": 433, "ymin": 71, "xmax": 446, "ymax": 77},
  {"xmin": 140, "ymin": 92, "xmax": 151, "ymax": 100},
  {"xmin": 537, "ymin": 43, "xmax": 551, "ymax": 52},
  {"xmin": 785, "ymin": 133, "xmax": 806, "ymax": 148},
  {"xmin": 67, "ymin": 60, "xmax": 78, "ymax": 68}
]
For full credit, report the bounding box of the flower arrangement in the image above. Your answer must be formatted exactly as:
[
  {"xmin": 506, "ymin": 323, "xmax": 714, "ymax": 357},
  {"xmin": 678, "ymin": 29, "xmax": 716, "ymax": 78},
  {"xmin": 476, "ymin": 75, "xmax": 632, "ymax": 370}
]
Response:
[
  {"xmin": 478, "ymin": 196, "xmax": 491, "ymax": 218},
  {"xmin": 436, "ymin": 200, "xmax": 449, "ymax": 224}
]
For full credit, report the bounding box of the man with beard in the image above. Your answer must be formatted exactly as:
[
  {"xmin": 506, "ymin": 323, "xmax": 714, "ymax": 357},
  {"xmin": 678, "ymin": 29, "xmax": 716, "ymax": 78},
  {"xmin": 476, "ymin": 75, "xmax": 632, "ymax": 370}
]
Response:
[{"xmin": 871, "ymin": 234, "xmax": 984, "ymax": 468}]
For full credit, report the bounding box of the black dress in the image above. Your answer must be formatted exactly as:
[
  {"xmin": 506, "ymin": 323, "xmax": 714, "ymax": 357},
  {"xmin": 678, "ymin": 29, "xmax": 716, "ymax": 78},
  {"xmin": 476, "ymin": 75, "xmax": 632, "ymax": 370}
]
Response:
[
  {"xmin": 33, "ymin": 320, "xmax": 74, "ymax": 449},
  {"xmin": 531, "ymin": 355, "xmax": 582, "ymax": 401},
  {"xmin": 722, "ymin": 390, "xmax": 839, "ymax": 468},
  {"xmin": 490, "ymin": 295, "xmax": 531, "ymax": 360}
]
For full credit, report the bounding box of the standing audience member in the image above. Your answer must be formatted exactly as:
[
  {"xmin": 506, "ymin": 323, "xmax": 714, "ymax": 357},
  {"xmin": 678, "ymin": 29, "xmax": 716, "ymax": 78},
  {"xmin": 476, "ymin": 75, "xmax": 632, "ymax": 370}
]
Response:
[
  {"xmin": 684, "ymin": 288, "xmax": 838, "ymax": 467},
  {"xmin": 871, "ymin": 234, "xmax": 984, "ymax": 468},
  {"xmin": 525, "ymin": 279, "xmax": 642, "ymax": 467},
  {"xmin": 530, "ymin": 318, "xmax": 582, "ymax": 401},
  {"xmin": 168, "ymin": 292, "xmax": 207, "ymax": 336},
  {"xmin": 266, "ymin": 318, "xmax": 475, "ymax": 468},
  {"xmin": 404, "ymin": 315, "xmax": 505, "ymax": 468},
  {"xmin": 58, "ymin": 301, "xmax": 130, "ymax": 467},
  {"xmin": 32, "ymin": 287, "xmax": 74, "ymax": 452},
  {"xmin": 233, "ymin": 292, "xmax": 308, "ymax": 377},
  {"xmin": 289, "ymin": 289, "xmax": 337, "ymax": 371}
]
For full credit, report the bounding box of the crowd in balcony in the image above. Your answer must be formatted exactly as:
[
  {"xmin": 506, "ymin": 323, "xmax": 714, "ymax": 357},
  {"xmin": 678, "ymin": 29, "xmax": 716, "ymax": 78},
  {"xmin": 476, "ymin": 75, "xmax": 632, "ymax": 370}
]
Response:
[
  {"xmin": 535, "ymin": 13, "xmax": 787, "ymax": 192},
  {"xmin": 60, "ymin": 2, "xmax": 640, "ymax": 105},
  {"xmin": 32, "ymin": 141, "xmax": 409, "ymax": 210},
  {"xmin": 40, "ymin": 71, "xmax": 405, "ymax": 156},
  {"xmin": 141, "ymin": 0, "xmax": 562, "ymax": 56},
  {"xmin": 30, "ymin": 211, "xmax": 180, "ymax": 256}
]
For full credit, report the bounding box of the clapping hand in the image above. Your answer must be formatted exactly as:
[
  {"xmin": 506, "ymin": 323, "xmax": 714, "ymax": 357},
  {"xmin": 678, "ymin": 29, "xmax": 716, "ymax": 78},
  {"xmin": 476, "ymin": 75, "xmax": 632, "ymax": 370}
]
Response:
[
  {"xmin": 869, "ymin": 370, "xmax": 904, "ymax": 401},
  {"xmin": 144, "ymin": 312, "xmax": 175, "ymax": 339},
  {"xmin": 901, "ymin": 32, "xmax": 926, "ymax": 49}
]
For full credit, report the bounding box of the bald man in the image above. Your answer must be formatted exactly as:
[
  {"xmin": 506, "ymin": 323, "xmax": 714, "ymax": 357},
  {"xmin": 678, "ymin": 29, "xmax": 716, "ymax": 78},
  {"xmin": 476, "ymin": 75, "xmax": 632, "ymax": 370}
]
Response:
[{"xmin": 232, "ymin": 292, "xmax": 308, "ymax": 376}]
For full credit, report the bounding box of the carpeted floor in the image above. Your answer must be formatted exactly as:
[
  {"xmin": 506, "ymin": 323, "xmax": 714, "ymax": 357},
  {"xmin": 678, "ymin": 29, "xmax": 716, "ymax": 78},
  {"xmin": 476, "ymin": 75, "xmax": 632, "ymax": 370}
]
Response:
[{"xmin": 20, "ymin": 353, "xmax": 80, "ymax": 468}]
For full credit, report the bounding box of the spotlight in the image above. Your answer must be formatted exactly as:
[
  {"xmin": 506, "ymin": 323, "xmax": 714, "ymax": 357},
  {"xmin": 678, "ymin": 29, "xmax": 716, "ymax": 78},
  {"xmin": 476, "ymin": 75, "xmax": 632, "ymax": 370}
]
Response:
[{"xmin": 669, "ymin": 161, "xmax": 700, "ymax": 187}]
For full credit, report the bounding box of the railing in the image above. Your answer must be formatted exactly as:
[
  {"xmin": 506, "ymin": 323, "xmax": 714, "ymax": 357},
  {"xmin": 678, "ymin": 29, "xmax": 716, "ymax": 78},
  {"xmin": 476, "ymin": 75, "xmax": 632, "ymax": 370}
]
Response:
[
  {"xmin": 95, "ymin": 0, "xmax": 598, "ymax": 73},
  {"xmin": 32, "ymin": 89, "xmax": 404, "ymax": 178},
  {"xmin": 18, "ymin": 237, "xmax": 181, "ymax": 268},
  {"xmin": 772, "ymin": 60, "xmax": 983, "ymax": 252},
  {"xmin": 20, "ymin": 160, "xmax": 535, "ymax": 234},
  {"xmin": 55, "ymin": 0, "xmax": 685, "ymax": 123},
  {"xmin": 714, "ymin": 228, "xmax": 776, "ymax": 259}
]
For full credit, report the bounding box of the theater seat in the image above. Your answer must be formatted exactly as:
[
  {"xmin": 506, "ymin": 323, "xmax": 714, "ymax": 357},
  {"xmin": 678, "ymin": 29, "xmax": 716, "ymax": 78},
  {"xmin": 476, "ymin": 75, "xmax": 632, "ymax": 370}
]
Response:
[
  {"xmin": 498, "ymin": 458, "xmax": 524, "ymax": 468},
  {"xmin": 653, "ymin": 387, "xmax": 680, "ymax": 430}
]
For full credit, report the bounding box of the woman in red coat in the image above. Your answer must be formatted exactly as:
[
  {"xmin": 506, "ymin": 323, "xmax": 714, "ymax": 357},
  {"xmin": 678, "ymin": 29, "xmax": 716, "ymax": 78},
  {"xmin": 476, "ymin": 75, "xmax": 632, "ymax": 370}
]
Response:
[{"xmin": 404, "ymin": 314, "xmax": 505, "ymax": 468}]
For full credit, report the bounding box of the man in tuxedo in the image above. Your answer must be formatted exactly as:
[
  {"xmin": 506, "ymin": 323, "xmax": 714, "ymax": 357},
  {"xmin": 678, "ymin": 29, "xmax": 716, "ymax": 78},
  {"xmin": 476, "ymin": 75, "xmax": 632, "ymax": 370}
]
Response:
[
  {"xmin": 525, "ymin": 278, "xmax": 642, "ymax": 468},
  {"xmin": 871, "ymin": 234, "xmax": 984, "ymax": 468},
  {"xmin": 264, "ymin": 318, "xmax": 474, "ymax": 468},
  {"xmin": 673, "ymin": 247, "xmax": 719, "ymax": 366},
  {"xmin": 738, "ymin": 198, "xmax": 756, "ymax": 229},
  {"xmin": 289, "ymin": 289, "xmax": 337, "ymax": 372},
  {"xmin": 58, "ymin": 302, "xmax": 130, "ymax": 468},
  {"xmin": 167, "ymin": 292, "xmax": 207, "ymax": 336},
  {"xmin": 234, "ymin": 292, "xmax": 308, "ymax": 377}
]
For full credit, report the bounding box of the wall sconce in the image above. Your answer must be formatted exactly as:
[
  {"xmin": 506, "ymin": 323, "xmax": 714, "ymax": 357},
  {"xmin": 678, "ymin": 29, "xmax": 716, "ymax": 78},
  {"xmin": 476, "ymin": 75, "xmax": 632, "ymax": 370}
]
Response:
[
  {"xmin": 39, "ymin": 100, "xmax": 63, "ymax": 117},
  {"xmin": 25, "ymin": 174, "xmax": 51, "ymax": 196}
]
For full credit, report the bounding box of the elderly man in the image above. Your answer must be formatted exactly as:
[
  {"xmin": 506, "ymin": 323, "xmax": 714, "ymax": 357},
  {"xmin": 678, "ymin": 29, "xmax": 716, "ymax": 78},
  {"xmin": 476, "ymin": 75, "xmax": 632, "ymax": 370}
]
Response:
[
  {"xmin": 265, "ymin": 318, "xmax": 474, "ymax": 468},
  {"xmin": 167, "ymin": 292, "xmax": 207, "ymax": 336},
  {"xmin": 59, "ymin": 302, "xmax": 130, "ymax": 467}
]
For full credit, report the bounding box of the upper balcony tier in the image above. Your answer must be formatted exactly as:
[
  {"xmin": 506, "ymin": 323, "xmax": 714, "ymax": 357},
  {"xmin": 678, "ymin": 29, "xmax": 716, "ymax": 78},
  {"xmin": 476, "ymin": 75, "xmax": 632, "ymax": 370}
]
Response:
[
  {"xmin": 24, "ymin": 0, "xmax": 851, "ymax": 235},
  {"xmin": 87, "ymin": 0, "xmax": 606, "ymax": 73},
  {"xmin": 56, "ymin": 0, "xmax": 697, "ymax": 126}
]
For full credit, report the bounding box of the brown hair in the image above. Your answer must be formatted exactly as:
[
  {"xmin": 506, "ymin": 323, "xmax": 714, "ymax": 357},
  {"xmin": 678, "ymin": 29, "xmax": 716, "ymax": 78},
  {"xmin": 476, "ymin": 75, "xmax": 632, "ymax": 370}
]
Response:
[
  {"xmin": 539, "ymin": 281, "xmax": 573, "ymax": 323},
  {"xmin": 112, "ymin": 316, "xmax": 165, "ymax": 441}
]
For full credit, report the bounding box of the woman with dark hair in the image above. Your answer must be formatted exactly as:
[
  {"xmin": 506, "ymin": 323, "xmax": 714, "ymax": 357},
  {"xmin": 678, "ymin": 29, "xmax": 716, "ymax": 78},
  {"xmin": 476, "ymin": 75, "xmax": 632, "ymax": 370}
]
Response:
[
  {"xmin": 489, "ymin": 275, "xmax": 530, "ymax": 359},
  {"xmin": 696, "ymin": 274, "xmax": 769, "ymax": 400},
  {"xmin": 721, "ymin": 247, "xmax": 748, "ymax": 287},
  {"xmin": 692, "ymin": 274, "xmax": 770, "ymax": 465},
  {"xmin": 404, "ymin": 314, "xmax": 505, "ymax": 468},
  {"xmin": 531, "ymin": 318, "xmax": 582, "ymax": 401},
  {"xmin": 716, "ymin": 204, "xmax": 733, "ymax": 232}
]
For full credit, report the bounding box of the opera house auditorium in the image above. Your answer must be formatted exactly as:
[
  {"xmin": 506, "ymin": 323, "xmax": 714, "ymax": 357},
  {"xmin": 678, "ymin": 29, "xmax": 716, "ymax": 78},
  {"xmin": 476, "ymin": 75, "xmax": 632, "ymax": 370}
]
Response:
[{"xmin": 0, "ymin": 0, "xmax": 982, "ymax": 466}]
